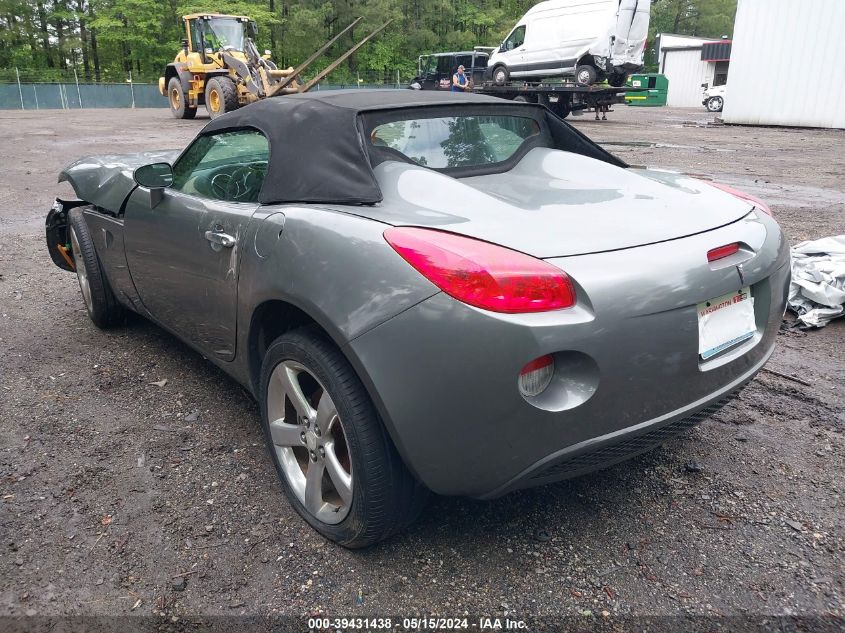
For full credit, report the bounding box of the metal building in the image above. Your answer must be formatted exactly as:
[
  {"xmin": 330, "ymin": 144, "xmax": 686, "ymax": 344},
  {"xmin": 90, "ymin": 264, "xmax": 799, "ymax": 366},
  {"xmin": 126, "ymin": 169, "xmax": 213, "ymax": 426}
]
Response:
[
  {"xmin": 723, "ymin": 0, "xmax": 845, "ymax": 128},
  {"xmin": 657, "ymin": 34, "xmax": 730, "ymax": 107}
]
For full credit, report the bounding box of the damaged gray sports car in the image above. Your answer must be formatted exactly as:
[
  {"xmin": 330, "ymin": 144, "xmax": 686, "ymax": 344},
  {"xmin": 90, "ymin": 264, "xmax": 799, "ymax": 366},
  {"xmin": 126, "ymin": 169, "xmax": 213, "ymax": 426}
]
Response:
[{"xmin": 46, "ymin": 90, "xmax": 790, "ymax": 547}]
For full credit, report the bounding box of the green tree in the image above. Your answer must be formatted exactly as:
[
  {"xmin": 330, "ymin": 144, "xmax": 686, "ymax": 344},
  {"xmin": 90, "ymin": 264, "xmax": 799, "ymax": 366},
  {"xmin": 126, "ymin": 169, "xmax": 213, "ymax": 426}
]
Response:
[{"xmin": 1, "ymin": 0, "xmax": 736, "ymax": 86}]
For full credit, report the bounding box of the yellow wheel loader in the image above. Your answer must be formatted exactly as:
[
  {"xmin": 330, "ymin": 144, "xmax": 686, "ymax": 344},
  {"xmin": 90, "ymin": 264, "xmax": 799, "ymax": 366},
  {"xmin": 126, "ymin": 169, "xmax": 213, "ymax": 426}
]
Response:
[{"xmin": 159, "ymin": 13, "xmax": 391, "ymax": 120}]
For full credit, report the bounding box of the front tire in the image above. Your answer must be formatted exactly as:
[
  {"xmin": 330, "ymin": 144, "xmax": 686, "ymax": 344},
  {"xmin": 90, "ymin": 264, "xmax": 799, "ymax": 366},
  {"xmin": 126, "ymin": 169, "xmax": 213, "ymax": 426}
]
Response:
[
  {"xmin": 576, "ymin": 64, "xmax": 597, "ymax": 85},
  {"xmin": 259, "ymin": 326, "xmax": 427, "ymax": 548},
  {"xmin": 167, "ymin": 77, "xmax": 196, "ymax": 119},
  {"xmin": 492, "ymin": 65, "xmax": 509, "ymax": 86},
  {"xmin": 68, "ymin": 208, "xmax": 125, "ymax": 328},
  {"xmin": 706, "ymin": 96, "xmax": 724, "ymax": 112},
  {"xmin": 205, "ymin": 77, "xmax": 239, "ymax": 120}
]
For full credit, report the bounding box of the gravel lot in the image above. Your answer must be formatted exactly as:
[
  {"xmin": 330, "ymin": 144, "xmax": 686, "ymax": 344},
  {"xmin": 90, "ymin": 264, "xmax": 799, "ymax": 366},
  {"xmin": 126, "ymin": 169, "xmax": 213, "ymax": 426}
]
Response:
[{"xmin": 0, "ymin": 104, "xmax": 843, "ymax": 625}]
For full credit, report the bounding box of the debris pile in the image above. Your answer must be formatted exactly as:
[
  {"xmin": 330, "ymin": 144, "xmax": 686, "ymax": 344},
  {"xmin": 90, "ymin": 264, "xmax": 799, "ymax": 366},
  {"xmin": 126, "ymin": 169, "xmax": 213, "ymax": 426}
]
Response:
[{"xmin": 788, "ymin": 235, "xmax": 845, "ymax": 327}]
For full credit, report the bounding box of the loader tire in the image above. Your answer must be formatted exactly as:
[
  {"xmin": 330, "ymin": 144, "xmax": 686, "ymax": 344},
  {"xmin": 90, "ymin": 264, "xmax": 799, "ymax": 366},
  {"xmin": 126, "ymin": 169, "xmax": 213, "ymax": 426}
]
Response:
[
  {"xmin": 205, "ymin": 77, "xmax": 239, "ymax": 120},
  {"xmin": 168, "ymin": 77, "xmax": 196, "ymax": 119}
]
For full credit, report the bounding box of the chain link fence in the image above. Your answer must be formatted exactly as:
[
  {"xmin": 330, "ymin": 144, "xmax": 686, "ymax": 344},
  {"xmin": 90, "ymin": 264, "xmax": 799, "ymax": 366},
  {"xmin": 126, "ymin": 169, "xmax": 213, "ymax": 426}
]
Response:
[{"xmin": 0, "ymin": 68, "xmax": 411, "ymax": 110}]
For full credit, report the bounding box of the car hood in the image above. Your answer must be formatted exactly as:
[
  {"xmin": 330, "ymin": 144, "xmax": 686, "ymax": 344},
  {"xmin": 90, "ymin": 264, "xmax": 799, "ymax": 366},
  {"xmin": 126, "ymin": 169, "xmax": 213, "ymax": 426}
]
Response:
[
  {"xmin": 366, "ymin": 147, "xmax": 753, "ymax": 258},
  {"xmin": 59, "ymin": 150, "xmax": 181, "ymax": 212}
]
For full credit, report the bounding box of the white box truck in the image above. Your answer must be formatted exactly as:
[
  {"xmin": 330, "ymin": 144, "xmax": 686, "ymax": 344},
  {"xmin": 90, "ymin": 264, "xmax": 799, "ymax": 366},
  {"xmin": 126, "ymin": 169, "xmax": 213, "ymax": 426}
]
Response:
[{"xmin": 487, "ymin": 0, "xmax": 651, "ymax": 86}]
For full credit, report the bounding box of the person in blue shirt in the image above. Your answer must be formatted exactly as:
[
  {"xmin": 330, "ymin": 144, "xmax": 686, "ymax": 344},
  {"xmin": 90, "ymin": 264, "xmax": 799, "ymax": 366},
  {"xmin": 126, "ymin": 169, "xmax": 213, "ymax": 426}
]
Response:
[{"xmin": 451, "ymin": 65, "xmax": 469, "ymax": 92}]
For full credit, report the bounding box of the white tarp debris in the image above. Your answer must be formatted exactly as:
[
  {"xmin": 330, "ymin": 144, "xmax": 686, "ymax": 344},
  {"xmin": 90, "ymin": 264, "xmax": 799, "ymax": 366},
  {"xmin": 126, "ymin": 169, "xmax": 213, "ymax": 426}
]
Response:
[{"xmin": 788, "ymin": 235, "xmax": 845, "ymax": 327}]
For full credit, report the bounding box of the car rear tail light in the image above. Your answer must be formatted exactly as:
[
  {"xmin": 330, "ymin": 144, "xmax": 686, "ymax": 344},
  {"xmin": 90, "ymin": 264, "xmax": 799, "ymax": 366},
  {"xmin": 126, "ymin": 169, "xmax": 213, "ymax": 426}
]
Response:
[
  {"xmin": 383, "ymin": 227, "xmax": 576, "ymax": 313},
  {"xmin": 707, "ymin": 182, "xmax": 773, "ymax": 216},
  {"xmin": 707, "ymin": 242, "xmax": 740, "ymax": 262},
  {"xmin": 518, "ymin": 355, "xmax": 555, "ymax": 397}
]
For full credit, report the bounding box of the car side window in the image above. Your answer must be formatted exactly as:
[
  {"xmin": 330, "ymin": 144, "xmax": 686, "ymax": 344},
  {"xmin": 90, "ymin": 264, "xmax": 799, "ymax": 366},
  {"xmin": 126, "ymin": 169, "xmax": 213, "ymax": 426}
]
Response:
[
  {"xmin": 171, "ymin": 129, "xmax": 269, "ymax": 204},
  {"xmin": 504, "ymin": 25, "xmax": 526, "ymax": 50},
  {"xmin": 455, "ymin": 55, "xmax": 473, "ymax": 70}
]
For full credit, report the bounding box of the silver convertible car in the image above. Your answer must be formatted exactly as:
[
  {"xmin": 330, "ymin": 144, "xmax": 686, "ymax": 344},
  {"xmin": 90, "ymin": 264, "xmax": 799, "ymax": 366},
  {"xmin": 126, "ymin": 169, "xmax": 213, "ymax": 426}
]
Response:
[{"xmin": 46, "ymin": 90, "xmax": 790, "ymax": 547}]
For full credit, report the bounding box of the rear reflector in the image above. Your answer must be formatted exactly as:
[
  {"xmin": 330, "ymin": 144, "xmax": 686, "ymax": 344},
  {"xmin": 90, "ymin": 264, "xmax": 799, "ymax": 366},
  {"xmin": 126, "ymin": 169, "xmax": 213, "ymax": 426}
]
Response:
[
  {"xmin": 519, "ymin": 355, "xmax": 554, "ymax": 397},
  {"xmin": 707, "ymin": 182, "xmax": 773, "ymax": 216},
  {"xmin": 384, "ymin": 227, "xmax": 576, "ymax": 313},
  {"xmin": 707, "ymin": 242, "xmax": 740, "ymax": 262}
]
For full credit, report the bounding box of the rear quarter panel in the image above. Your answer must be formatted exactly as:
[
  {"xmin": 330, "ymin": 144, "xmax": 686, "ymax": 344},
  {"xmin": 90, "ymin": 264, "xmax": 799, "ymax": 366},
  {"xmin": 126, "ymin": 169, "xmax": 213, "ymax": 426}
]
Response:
[{"xmin": 235, "ymin": 205, "xmax": 440, "ymax": 387}]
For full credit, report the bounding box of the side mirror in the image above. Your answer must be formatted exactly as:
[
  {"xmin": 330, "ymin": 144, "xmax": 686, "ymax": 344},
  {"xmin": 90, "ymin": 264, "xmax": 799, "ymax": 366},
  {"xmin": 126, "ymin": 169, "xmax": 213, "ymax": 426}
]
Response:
[
  {"xmin": 134, "ymin": 162, "xmax": 173, "ymax": 189},
  {"xmin": 248, "ymin": 21, "xmax": 258, "ymax": 37},
  {"xmin": 181, "ymin": 38, "xmax": 189, "ymax": 52},
  {"xmin": 701, "ymin": 82, "xmax": 709, "ymax": 89}
]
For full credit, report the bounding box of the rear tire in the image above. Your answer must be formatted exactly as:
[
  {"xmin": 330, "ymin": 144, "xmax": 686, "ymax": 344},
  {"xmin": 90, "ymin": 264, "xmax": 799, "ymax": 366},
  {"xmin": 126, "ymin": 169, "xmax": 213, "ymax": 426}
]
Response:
[
  {"xmin": 550, "ymin": 98, "xmax": 572, "ymax": 119},
  {"xmin": 205, "ymin": 77, "xmax": 239, "ymax": 120},
  {"xmin": 68, "ymin": 208, "xmax": 125, "ymax": 329},
  {"xmin": 259, "ymin": 326, "xmax": 428, "ymax": 548},
  {"xmin": 492, "ymin": 65, "xmax": 509, "ymax": 86},
  {"xmin": 167, "ymin": 77, "xmax": 196, "ymax": 119},
  {"xmin": 608, "ymin": 72, "xmax": 627, "ymax": 88},
  {"xmin": 706, "ymin": 96, "xmax": 724, "ymax": 112},
  {"xmin": 576, "ymin": 64, "xmax": 597, "ymax": 85}
]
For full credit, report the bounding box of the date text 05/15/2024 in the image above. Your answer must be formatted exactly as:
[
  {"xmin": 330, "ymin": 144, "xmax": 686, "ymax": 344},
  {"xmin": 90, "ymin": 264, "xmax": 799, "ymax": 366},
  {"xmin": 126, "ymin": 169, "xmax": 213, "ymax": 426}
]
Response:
[{"xmin": 307, "ymin": 617, "xmax": 528, "ymax": 630}]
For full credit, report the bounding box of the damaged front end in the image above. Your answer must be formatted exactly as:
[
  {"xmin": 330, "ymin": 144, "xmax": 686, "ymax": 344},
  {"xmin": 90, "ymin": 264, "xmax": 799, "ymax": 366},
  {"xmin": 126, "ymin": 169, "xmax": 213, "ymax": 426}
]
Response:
[{"xmin": 45, "ymin": 198, "xmax": 87, "ymax": 272}]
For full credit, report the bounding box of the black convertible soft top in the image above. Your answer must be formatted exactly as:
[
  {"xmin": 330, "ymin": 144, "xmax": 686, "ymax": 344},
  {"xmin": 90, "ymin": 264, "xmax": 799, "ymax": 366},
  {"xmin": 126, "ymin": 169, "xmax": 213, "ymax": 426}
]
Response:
[{"xmin": 201, "ymin": 89, "xmax": 625, "ymax": 206}]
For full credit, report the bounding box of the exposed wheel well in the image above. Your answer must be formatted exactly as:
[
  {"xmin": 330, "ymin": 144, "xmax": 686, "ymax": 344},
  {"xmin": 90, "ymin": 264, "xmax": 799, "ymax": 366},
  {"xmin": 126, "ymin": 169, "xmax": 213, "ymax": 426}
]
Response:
[
  {"xmin": 164, "ymin": 66, "xmax": 179, "ymax": 87},
  {"xmin": 165, "ymin": 65, "xmax": 191, "ymax": 93},
  {"xmin": 248, "ymin": 300, "xmax": 322, "ymax": 392},
  {"xmin": 577, "ymin": 55, "xmax": 596, "ymax": 69}
]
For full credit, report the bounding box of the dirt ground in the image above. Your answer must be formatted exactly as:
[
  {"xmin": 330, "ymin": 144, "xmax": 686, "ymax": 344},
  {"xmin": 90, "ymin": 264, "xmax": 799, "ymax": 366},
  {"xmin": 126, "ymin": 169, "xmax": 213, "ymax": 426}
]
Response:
[{"xmin": 0, "ymin": 104, "xmax": 843, "ymax": 626}]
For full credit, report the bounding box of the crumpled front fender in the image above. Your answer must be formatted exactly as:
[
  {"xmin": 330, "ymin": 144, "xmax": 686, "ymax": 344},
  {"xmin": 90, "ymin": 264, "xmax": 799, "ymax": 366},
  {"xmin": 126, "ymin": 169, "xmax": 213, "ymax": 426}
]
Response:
[{"xmin": 59, "ymin": 150, "xmax": 180, "ymax": 213}]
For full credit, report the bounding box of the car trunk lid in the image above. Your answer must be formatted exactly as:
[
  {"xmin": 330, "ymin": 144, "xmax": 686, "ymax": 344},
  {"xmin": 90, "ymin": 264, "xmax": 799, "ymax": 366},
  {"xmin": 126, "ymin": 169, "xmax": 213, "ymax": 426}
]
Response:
[{"xmin": 366, "ymin": 148, "xmax": 753, "ymax": 258}]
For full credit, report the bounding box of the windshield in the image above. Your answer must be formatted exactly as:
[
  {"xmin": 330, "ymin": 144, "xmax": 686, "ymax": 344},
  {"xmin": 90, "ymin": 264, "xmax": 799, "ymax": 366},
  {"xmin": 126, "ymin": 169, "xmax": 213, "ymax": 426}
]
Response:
[
  {"xmin": 203, "ymin": 18, "xmax": 246, "ymax": 52},
  {"xmin": 421, "ymin": 56, "xmax": 437, "ymax": 75},
  {"xmin": 369, "ymin": 114, "xmax": 540, "ymax": 169}
]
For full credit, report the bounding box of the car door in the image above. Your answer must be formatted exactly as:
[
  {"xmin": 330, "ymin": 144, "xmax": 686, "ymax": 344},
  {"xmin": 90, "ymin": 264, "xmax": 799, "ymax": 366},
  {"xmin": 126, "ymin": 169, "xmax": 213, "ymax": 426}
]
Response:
[
  {"xmin": 499, "ymin": 25, "xmax": 527, "ymax": 75},
  {"xmin": 470, "ymin": 53, "xmax": 489, "ymax": 85},
  {"xmin": 123, "ymin": 129, "xmax": 270, "ymax": 361},
  {"xmin": 419, "ymin": 55, "xmax": 438, "ymax": 90},
  {"xmin": 520, "ymin": 15, "xmax": 561, "ymax": 77},
  {"xmin": 436, "ymin": 55, "xmax": 455, "ymax": 89}
]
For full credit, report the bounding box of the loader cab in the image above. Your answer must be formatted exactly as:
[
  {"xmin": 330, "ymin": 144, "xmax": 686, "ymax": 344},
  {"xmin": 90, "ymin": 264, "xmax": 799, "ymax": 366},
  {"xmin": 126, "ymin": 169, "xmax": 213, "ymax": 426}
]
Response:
[{"xmin": 185, "ymin": 14, "xmax": 251, "ymax": 57}]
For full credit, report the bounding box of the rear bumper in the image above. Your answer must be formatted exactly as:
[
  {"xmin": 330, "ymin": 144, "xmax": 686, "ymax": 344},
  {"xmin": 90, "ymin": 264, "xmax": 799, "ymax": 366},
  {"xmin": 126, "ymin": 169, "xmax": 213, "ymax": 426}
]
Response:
[
  {"xmin": 480, "ymin": 354, "xmax": 762, "ymax": 498},
  {"xmin": 346, "ymin": 212, "xmax": 790, "ymax": 498}
]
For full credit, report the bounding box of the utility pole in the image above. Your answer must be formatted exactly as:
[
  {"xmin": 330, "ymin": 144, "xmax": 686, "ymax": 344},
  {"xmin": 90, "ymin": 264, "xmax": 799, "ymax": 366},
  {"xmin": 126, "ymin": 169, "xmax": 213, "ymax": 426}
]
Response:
[
  {"xmin": 74, "ymin": 68, "xmax": 83, "ymax": 108},
  {"xmin": 15, "ymin": 67, "xmax": 24, "ymax": 109}
]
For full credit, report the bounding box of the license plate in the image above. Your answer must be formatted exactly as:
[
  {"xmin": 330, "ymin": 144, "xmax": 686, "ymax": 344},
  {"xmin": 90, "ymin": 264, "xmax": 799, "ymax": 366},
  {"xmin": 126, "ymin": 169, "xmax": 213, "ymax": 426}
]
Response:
[{"xmin": 697, "ymin": 287, "xmax": 756, "ymax": 360}]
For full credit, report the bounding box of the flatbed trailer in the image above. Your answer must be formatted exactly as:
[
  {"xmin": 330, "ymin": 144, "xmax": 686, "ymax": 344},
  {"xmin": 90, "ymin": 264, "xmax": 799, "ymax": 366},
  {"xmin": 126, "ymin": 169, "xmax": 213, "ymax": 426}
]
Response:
[{"xmin": 473, "ymin": 82, "xmax": 647, "ymax": 120}]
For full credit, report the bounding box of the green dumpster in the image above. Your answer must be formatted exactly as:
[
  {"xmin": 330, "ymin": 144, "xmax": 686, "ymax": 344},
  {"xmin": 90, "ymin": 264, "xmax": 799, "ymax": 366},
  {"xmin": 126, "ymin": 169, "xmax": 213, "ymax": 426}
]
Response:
[{"xmin": 625, "ymin": 74, "xmax": 668, "ymax": 107}]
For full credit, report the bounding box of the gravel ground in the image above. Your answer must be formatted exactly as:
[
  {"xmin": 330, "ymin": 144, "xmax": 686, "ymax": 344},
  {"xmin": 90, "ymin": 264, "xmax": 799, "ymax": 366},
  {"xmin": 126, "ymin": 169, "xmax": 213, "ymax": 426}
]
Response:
[{"xmin": 0, "ymin": 104, "xmax": 843, "ymax": 625}]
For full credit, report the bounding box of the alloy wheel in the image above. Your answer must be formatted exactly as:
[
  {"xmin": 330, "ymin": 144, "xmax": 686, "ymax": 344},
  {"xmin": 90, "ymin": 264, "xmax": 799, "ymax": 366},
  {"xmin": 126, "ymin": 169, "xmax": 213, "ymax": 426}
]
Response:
[{"xmin": 266, "ymin": 360, "xmax": 353, "ymax": 524}]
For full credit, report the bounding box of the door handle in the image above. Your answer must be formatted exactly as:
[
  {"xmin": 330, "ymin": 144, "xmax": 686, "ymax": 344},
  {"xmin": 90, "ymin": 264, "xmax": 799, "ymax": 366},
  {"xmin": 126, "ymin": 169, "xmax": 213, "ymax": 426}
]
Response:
[{"xmin": 205, "ymin": 230, "xmax": 236, "ymax": 248}]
